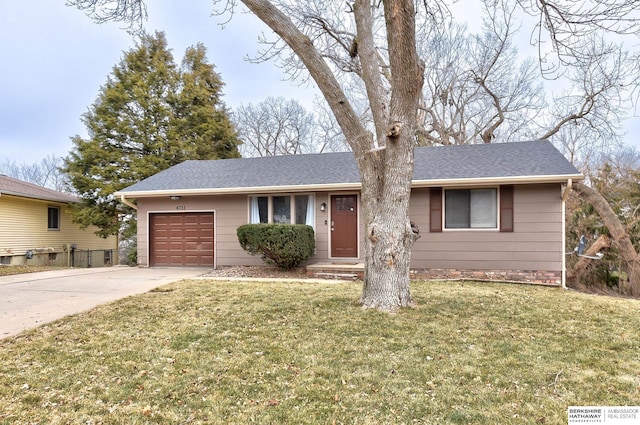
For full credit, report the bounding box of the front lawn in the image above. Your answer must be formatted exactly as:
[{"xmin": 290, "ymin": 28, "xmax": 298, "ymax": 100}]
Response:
[{"xmin": 0, "ymin": 279, "xmax": 638, "ymax": 424}]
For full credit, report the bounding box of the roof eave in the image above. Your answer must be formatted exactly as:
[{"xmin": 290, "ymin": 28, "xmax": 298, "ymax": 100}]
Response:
[
  {"xmin": 0, "ymin": 191, "xmax": 79, "ymax": 204},
  {"xmin": 115, "ymin": 174, "xmax": 583, "ymax": 199},
  {"xmin": 114, "ymin": 182, "xmax": 363, "ymax": 198},
  {"xmin": 411, "ymin": 173, "xmax": 584, "ymax": 188}
]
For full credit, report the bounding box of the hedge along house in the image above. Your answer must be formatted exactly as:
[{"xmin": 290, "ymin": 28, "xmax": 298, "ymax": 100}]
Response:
[
  {"xmin": 115, "ymin": 140, "xmax": 583, "ymax": 286},
  {"xmin": 0, "ymin": 175, "xmax": 118, "ymax": 267}
]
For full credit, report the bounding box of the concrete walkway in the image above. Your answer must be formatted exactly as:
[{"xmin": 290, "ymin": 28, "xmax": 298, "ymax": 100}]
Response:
[{"xmin": 0, "ymin": 266, "xmax": 207, "ymax": 339}]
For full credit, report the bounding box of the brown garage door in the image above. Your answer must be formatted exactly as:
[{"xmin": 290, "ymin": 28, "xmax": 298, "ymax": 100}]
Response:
[{"xmin": 150, "ymin": 212, "xmax": 214, "ymax": 267}]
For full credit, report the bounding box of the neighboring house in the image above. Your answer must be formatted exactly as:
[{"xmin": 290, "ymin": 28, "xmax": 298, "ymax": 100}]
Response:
[
  {"xmin": 115, "ymin": 140, "xmax": 583, "ymax": 286},
  {"xmin": 0, "ymin": 175, "xmax": 118, "ymax": 267}
]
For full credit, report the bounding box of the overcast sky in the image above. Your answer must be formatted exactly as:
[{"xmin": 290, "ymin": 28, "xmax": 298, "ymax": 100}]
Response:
[
  {"xmin": 0, "ymin": 1, "xmax": 318, "ymax": 164},
  {"xmin": 1, "ymin": 1, "xmax": 638, "ymax": 165}
]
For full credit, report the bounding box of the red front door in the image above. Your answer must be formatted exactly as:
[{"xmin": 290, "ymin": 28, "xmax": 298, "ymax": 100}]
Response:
[{"xmin": 331, "ymin": 195, "xmax": 358, "ymax": 258}]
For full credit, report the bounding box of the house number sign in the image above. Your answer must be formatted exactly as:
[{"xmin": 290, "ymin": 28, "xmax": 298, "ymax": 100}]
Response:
[{"xmin": 176, "ymin": 205, "xmax": 186, "ymax": 210}]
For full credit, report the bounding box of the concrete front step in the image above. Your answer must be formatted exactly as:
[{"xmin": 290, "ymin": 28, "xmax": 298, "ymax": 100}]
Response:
[
  {"xmin": 312, "ymin": 272, "xmax": 359, "ymax": 280},
  {"xmin": 306, "ymin": 262, "xmax": 364, "ymax": 280}
]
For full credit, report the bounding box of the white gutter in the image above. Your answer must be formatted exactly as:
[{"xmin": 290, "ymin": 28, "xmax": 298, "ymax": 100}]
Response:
[
  {"xmin": 561, "ymin": 178, "xmax": 573, "ymax": 201},
  {"xmin": 114, "ymin": 174, "xmax": 584, "ymax": 199},
  {"xmin": 412, "ymin": 173, "xmax": 584, "ymax": 189},
  {"xmin": 119, "ymin": 194, "xmax": 138, "ymax": 211},
  {"xmin": 114, "ymin": 183, "xmax": 363, "ymax": 198},
  {"xmin": 561, "ymin": 179, "xmax": 573, "ymax": 289}
]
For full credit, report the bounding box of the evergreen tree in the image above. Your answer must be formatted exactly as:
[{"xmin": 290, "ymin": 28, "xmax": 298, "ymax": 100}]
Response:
[
  {"xmin": 63, "ymin": 31, "xmax": 240, "ymax": 238},
  {"xmin": 173, "ymin": 43, "xmax": 240, "ymax": 160}
]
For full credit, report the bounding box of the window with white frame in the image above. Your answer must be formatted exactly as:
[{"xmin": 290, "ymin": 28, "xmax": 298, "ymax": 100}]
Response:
[
  {"xmin": 444, "ymin": 188, "xmax": 497, "ymax": 229},
  {"xmin": 250, "ymin": 195, "xmax": 315, "ymax": 227}
]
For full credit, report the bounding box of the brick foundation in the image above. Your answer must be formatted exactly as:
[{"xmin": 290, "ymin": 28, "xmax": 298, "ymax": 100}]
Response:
[
  {"xmin": 410, "ymin": 268, "xmax": 562, "ymax": 286},
  {"xmin": 306, "ymin": 263, "xmax": 562, "ymax": 286}
]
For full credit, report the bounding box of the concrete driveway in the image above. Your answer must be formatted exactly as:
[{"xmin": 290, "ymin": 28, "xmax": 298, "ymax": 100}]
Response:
[{"xmin": 0, "ymin": 266, "xmax": 207, "ymax": 339}]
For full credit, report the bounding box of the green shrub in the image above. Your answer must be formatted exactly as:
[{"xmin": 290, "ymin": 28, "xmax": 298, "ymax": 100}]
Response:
[
  {"xmin": 237, "ymin": 224, "xmax": 315, "ymax": 270},
  {"xmin": 126, "ymin": 244, "xmax": 138, "ymax": 266}
]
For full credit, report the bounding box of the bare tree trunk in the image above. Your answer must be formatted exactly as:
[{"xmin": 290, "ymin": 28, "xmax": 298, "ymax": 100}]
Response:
[
  {"xmin": 566, "ymin": 234, "xmax": 610, "ymax": 284},
  {"xmin": 356, "ymin": 0, "xmax": 424, "ymax": 311},
  {"xmin": 574, "ymin": 182, "xmax": 640, "ymax": 297},
  {"xmin": 242, "ymin": 0, "xmax": 423, "ymax": 311},
  {"xmin": 358, "ymin": 140, "xmax": 419, "ymax": 311}
]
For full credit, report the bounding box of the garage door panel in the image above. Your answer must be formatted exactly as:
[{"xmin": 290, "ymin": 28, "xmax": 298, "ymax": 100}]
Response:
[
  {"xmin": 154, "ymin": 215, "xmax": 169, "ymax": 224},
  {"xmin": 150, "ymin": 212, "xmax": 214, "ymax": 267},
  {"xmin": 184, "ymin": 242, "xmax": 201, "ymax": 251}
]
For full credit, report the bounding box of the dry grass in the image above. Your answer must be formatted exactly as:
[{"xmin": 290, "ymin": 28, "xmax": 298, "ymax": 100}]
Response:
[
  {"xmin": 0, "ymin": 279, "xmax": 638, "ymax": 424},
  {"xmin": 0, "ymin": 265, "xmax": 66, "ymax": 277}
]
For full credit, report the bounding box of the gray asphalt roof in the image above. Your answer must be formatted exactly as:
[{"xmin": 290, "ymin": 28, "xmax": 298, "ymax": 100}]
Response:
[{"xmin": 118, "ymin": 140, "xmax": 581, "ymax": 194}]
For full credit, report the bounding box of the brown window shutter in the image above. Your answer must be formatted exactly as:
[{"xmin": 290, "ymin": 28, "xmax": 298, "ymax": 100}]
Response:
[
  {"xmin": 430, "ymin": 187, "xmax": 442, "ymax": 232},
  {"xmin": 500, "ymin": 185, "xmax": 514, "ymax": 232}
]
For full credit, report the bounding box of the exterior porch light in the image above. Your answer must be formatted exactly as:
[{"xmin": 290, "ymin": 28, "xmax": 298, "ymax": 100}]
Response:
[
  {"xmin": 169, "ymin": 195, "xmax": 181, "ymax": 201},
  {"xmin": 320, "ymin": 202, "xmax": 327, "ymax": 212}
]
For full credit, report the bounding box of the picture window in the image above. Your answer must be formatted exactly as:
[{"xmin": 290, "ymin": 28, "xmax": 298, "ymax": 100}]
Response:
[
  {"xmin": 249, "ymin": 195, "xmax": 315, "ymax": 227},
  {"xmin": 444, "ymin": 188, "xmax": 497, "ymax": 229}
]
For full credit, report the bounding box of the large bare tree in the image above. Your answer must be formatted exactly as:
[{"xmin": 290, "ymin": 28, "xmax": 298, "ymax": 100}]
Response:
[
  {"xmin": 234, "ymin": 96, "xmax": 319, "ymax": 157},
  {"xmin": 417, "ymin": 2, "xmax": 545, "ymax": 145},
  {"xmin": 218, "ymin": 0, "xmax": 425, "ymax": 311},
  {"xmin": 414, "ymin": 2, "xmax": 638, "ymax": 151},
  {"xmin": 234, "ymin": 96, "xmax": 349, "ymax": 156},
  {"xmin": 70, "ymin": 0, "xmax": 640, "ymax": 309},
  {"xmin": 0, "ymin": 154, "xmax": 68, "ymax": 191}
]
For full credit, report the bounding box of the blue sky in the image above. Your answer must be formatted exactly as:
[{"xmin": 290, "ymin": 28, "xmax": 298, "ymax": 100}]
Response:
[
  {"xmin": 0, "ymin": 1, "xmax": 317, "ymax": 164},
  {"xmin": 1, "ymin": 1, "xmax": 638, "ymax": 165}
]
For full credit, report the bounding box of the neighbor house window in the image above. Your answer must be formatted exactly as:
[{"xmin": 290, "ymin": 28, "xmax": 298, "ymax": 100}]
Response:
[
  {"xmin": 250, "ymin": 195, "xmax": 315, "ymax": 227},
  {"xmin": 48, "ymin": 206, "xmax": 60, "ymax": 230},
  {"xmin": 430, "ymin": 186, "xmax": 514, "ymax": 232},
  {"xmin": 445, "ymin": 188, "xmax": 497, "ymax": 229}
]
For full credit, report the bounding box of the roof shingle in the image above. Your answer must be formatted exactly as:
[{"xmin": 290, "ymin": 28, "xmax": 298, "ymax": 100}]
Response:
[{"xmin": 118, "ymin": 140, "xmax": 582, "ymax": 195}]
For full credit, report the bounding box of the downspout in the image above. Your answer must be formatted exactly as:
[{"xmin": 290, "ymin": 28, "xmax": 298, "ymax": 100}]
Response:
[
  {"xmin": 560, "ymin": 179, "xmax": 573, "ymax": 289},
  {"xmin": 120, "ymin": 194, "xmax": 138, "ymax": 211},
  {"xmin": 119, "ymin": 194, "xmax": 137, "ymax": 268},
  {"xmin": 561, "ymin": 178, "xmax": 573, "ymax": 202}
]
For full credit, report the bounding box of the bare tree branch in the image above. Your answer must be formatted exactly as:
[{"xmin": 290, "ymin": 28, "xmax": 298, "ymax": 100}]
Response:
[
  {"xmin": 518, "ymin": 0, "xmax": 640, "ymax": 72},
  {"xmin": 66, "ymin": 0, "xmax": 146, "ymax": 33},
  {"xmin": 353, "ymin": 0, "xmax": 389, "ymax": 143},
  {"xmin": 234, "ymin": 97, "xmax": 319, "ymax": 156},
  {"xmin": 241, "ymin": 0, "xmax": 371, "ymax": 154}
]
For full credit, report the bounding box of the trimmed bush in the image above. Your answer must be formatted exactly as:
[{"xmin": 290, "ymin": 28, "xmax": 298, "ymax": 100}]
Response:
[{"xmin": 237, "ymin": 224, "xmax": 315, "ymax": 270}]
